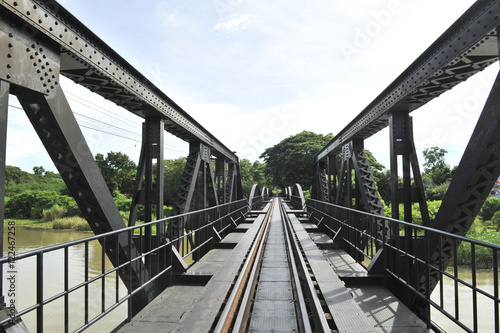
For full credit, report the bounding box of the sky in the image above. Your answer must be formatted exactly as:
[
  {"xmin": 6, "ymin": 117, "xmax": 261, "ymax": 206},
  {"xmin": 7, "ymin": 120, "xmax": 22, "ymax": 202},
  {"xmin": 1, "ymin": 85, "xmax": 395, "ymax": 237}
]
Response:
[{"xmin": 5, "ymin": 0, "xmax": 498, "ymax": 174}]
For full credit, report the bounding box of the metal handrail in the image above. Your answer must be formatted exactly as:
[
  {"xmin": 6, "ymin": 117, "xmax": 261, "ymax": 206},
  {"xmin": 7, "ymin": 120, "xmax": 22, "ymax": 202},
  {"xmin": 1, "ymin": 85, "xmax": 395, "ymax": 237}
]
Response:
[
  {"xmin": 0, "ymin": 199, "xmax": 248, "ymax": 332},
  {"xmin": 307, "ymin": 198, "xmax": 500, "ymax": 333}
]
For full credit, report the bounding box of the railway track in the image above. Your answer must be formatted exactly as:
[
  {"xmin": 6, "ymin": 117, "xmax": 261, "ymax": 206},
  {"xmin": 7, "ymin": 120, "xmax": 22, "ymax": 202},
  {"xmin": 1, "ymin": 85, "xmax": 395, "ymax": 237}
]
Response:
[{"xmin": 213, "ymin": 197, "xmax": 335, "ymax": 332}]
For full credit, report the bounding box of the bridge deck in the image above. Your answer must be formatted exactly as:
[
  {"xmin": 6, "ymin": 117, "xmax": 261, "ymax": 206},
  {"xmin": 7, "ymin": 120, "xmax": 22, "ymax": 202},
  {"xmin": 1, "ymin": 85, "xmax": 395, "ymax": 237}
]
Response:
[{"xmin": 115, "ymin": 201, "xmax": 428, "ymax": 333}]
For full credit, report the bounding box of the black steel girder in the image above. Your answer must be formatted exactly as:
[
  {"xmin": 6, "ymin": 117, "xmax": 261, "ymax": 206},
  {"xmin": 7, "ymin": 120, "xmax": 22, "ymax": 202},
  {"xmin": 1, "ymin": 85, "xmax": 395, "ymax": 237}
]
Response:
[
  {"xmin": 0, "ymin": 0, "xmax": 238, "ymax": 163},
  {"xmin": 13, "ymin": 84, "xmax": 151, "ymax": 313},
  {"xmin": 316, "ymin": 0, "xmax": 500, "ymax": 162},
  {"xmin": 405, "ymin": 68, "xmax": 500, "ymax": 313}
]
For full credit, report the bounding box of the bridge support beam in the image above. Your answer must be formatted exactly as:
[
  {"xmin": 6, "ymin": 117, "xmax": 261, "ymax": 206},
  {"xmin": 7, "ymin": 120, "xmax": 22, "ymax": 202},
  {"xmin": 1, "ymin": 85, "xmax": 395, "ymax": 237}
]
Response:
[
  {"xmin": 128, "ymin": 117, "xmax": 167, "ymax": 281},
  {"xmin": 406, "ymin": 67, "xmax": 500, "ymax": 315},
  {"xmin": 168, "ymin": 142, "xmax": 220, "ymax": 250},
  {"xmin": 13, "ymin": 84, "xmax": 151, "ymax": 314},
  {"xmin": 225, "ymin": 161, "xmax": 242, "ymax": 203},
  {"xmin": 216, "ymin": 157, "xmax": 226, "ymax": 204},
  {"xmin": 313, "ymin": 160, "xmax": 330, "ymax": 202},
  {"xmin": 388, "ymin": 111, "xmax": 430, "ymax": 226}
]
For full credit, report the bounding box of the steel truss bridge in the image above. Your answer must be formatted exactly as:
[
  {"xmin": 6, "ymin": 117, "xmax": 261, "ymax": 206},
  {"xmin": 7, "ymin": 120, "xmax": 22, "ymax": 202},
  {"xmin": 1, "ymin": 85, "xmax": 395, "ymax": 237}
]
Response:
[{"xmin": 0, "ymin": 0, "xmax": 499, "ymax": 332}]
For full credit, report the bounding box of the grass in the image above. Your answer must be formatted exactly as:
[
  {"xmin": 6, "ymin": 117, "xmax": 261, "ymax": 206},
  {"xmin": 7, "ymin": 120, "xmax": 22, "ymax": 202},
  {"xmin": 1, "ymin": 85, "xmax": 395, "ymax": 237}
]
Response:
[
  {"xmin": 3, "ymin": 218, "xmax": 54, "ymax": 229},
  {"xmin": 52, "ymin": 217, "xmax": 92, "ymax": 231}
]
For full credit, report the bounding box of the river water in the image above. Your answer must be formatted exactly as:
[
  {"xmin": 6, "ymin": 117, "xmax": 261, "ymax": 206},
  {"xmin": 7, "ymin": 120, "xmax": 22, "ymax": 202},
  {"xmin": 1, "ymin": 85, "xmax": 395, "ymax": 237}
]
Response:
[
  {"xmin": 2, "ymin": 227, "xmax": 498, "ymax": 332},
  {"xmin": 2, "ymin": 227, "xmax": 127, "ymax": 332}
]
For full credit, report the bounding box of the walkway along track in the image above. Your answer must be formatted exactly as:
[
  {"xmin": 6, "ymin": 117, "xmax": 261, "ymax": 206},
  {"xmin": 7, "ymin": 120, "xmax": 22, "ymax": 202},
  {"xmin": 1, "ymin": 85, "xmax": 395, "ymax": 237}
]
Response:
[
  {"xmin": 214, "ymin": 198, "xmax": 334, "ymax": 332},
  {"xmin": 117, "ymin": 197, "xmax": 427, "ymax": 332}
]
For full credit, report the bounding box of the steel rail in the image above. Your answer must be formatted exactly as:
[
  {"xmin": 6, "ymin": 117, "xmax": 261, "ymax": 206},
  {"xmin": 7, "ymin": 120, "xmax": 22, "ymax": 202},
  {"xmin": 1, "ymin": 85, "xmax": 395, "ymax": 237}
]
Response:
[
  {"xmin": 0, "ymin": 0, "xmax": 238, "ymax": 162},
  {"xmin": 316, "ymin": 0, "xmax": 500, "ymax": 162},
  {"xmin": 215, "ymin": 198, "xmax": 332, "ymax": 332},
  {"xmin": 279, "ymin": 200, "xmax": 332, "ymax": 332},
  {"xmin": 278, "ymin": 198, "xmax": 313, "ymax": 333},
  {"xmin": 214, "ymin": 200, "xmax": 275, "ymax": 332},
  {"xmin": 231, "ymin": 205, "xmax": 274, "ymax": 332}
]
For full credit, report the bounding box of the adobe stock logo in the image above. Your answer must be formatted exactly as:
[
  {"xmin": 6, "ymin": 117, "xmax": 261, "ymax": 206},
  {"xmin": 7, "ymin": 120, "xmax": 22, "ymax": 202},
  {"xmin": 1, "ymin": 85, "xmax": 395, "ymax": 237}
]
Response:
[
  {"xmin": 414, "ymin": 70, "xmax": 496, "ymax": 151},
  {"xmin": 339, "ymin": 0, "xmax": 405, "ymax": 61},
  {"xmin": 213, "ymin": 0, "xmax": 244, "ymax": 19},
  {"xmin": 237, "ymin": 106, "xmax": 296, "ymax": 159}
]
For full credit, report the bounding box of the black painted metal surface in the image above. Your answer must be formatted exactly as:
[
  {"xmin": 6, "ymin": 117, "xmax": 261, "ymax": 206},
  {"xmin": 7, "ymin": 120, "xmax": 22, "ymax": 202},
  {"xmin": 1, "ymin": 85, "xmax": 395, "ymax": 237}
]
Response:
[{"xmin": 0, "ymin": 0, "xmax": 238, "ymax": 162}]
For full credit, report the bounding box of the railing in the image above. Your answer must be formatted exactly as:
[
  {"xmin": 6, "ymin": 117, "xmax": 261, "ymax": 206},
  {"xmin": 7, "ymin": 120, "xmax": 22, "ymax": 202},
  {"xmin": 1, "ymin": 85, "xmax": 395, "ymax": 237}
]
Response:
[
  {"xmin": 249, "ymin": 196, "xmax": 263, "ymax": 211},
  {"xmin": 307, "ymin": 198, "xmax": 500, "ymax": 333},
  {"xmin": 0, "ymin": 199, "xmax": 248, "ymax": 333},
  {"xmin": 291, "ymin": 195, "xmax": 306, "ymax": 211}
]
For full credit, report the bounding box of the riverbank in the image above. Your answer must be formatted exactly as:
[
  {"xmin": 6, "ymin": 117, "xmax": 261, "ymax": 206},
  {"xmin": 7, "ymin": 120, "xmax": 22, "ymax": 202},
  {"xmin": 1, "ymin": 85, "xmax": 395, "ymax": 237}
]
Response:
[{"xmin": 4, "ymin": 217, "xmax": 92, "ymax": 231}]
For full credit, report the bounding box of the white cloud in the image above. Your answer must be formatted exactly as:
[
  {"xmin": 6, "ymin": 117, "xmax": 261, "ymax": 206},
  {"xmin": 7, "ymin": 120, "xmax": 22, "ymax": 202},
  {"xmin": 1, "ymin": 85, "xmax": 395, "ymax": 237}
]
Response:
[
  {"xmin": 213, "ymin": 14, "xmax": 253, "ymax": 33},
  {"xmin": 5, "ymin": 0, "xmax": 490, "ymax": 175}
]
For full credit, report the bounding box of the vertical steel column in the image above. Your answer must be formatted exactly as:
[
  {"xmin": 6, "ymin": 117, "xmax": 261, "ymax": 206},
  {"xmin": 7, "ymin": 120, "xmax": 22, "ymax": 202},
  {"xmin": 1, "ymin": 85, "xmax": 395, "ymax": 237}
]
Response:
[
  {"xmin": 409, "ymin": 118, "xmax": 430, "ymax": 227},
  {"xmin": 0, "ymin": 80, "xmax": 9, "ymax": 306},
  {"xmin": 389, "ymin": 110, "xmax": 412, "ymax": 222},
  {"xmin": 389, "ymin": 111, "xmax": 430, "ymax": 226},
  {"xmin": 327, "ymin": 155, "xmax": 337, "ymax": 203},
  {"xmin": 144, "ymin": 117, "xmax": 164, "ymax": 222},
  {"xmin": 336, "ymin": 148, "xmax": 349, "ymax": 206},
  {"xmin": 128, "ymin": 123, "xmax": 146, "ymax": 227},
  {"xmin": 144, "ymin": 117, "xmax": 164, "ymax": 274},
  {"xmin": 314, "ymin": 160, "xmax": 329, "ymax": 202},
  {"xmin": 225, "ymin": 161, "xmax": 242, "ymax": 203},
  {"xmin": 215, "ymin": 158, "xmax": 226, "ymax": 203}
]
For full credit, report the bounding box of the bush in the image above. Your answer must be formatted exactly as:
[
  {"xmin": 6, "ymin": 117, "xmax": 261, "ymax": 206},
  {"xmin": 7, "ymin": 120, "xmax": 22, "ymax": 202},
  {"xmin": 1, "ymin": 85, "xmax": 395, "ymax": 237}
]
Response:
[
  {"xmin": 5, "ymin": 190, "xmax": 80, "ymax": 219},
  {"xmin": 65, "ymin": 199, "xmax": 83, "ymax": 217},
  {"xmin": 492, "ymin": 211, "xmax": 500, "ymax": 231},
  {"xmin": 478, "ymin": 197, "xmax": 500, "ymax": 221},
  {"xmin": 42, "ymin": 205, "xmax": 67, "ymax": 221},
  {"xmin": 52, "ymin": 217, "xmax": 92, "ymax": 231},
  {"xmin": 456, "ymin": 223, "xmax": 500, "ymax": 268},
  {"xmin": 425, "ymin": 181, "xmax": 450, "ymax": 201},
  {"xmin": 384, "ymin": 201, "xmax": 441, "ymax": 225}
]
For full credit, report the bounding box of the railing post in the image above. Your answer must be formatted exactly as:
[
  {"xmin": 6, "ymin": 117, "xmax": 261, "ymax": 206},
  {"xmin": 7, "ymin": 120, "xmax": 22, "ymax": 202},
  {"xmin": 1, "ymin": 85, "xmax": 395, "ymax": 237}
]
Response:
[
  {"xmin": 493, "ymin": 249, "xmax": 499, "ymax": 333},
  {"xmin": 64, "ymin": 247, "xmax": 69, "ymax": 333},
  {"xmin": 36, "ymin": 253, "xmax": 43, "ymax": 333},
  {"xmin": 127, "ymin": 229, "xmax": 133, "ymax": 322},
  {"xmin": 85, "ymin": 242, "xmax": 89, "ymax": 324}
]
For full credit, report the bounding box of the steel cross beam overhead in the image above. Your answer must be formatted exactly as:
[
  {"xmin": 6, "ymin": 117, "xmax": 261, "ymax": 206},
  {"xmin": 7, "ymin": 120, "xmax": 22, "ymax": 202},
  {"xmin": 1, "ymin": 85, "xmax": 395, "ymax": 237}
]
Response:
[
  {"xmin": 0, "ymin": 0, "xmax": 238, "ymax": 163},
  {"xmin": 316, "ymin": 0, "xmax": 500, "ymax": 162}
]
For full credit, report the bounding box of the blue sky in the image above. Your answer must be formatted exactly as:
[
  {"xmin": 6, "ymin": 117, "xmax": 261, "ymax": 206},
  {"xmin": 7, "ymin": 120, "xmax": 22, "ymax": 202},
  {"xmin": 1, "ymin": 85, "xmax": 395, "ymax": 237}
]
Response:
[{"xmin": 6, "ymin": 0, "xmax": 496, "ymax": 173}]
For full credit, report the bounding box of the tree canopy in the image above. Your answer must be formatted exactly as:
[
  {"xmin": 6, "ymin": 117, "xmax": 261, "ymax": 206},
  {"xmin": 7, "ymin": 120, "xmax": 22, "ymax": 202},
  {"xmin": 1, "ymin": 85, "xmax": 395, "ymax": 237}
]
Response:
[
  {"xmin": 239, "ymin": 159, "xmax": 269, "ymax": 197},
  {"xmin": 163, "ymin": 157, "xmax": 186, "ymax": 206},
  {"xmin": 260, "ymin": 131, "xmax": 334, "ymax": 189},
  {"xmin": 422, "ymin": 146, "xmax": 455, "ymax": 200},
  {"xmin": 95, "ymin": 151, "xmax": 137, "ymax": 196}
]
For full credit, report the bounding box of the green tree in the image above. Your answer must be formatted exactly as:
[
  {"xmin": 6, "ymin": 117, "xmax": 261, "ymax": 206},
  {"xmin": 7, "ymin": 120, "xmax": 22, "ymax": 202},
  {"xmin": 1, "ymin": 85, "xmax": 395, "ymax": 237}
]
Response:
[
  {"xmin": 238, "ymin": 159, "xmax": 270, "ymax": 198},
  {"xmin": 479, "ymin": 196, "xmax": 500, "ymax": 221},
  {"xmin": 260, "ymin": 131, "xmax": 334, "ymax": 189},
  {"xmin": 423, "ymin": 147, "xmax": 452, "ymax": 186},
  {"xmin": 6, "ymin": 165, "xmax": 66, "ymax": 195},
  {"xmin": 163, "ymin": 157, "xmax": 186, "ymax": 206},
  {"xmin": 95, "ymin": 151, "xmax": 137, "ymax": 196},
  {"xmin": 5, "ymin": 190, "xmax": 77, "ymax": 219},
  {"xmin": 5, "ymin": 166, "xmax": 27, "ymax": 184},
  {"xmin": 32, "ymin": 166, "xmax": 45, "ymax": 176}
]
